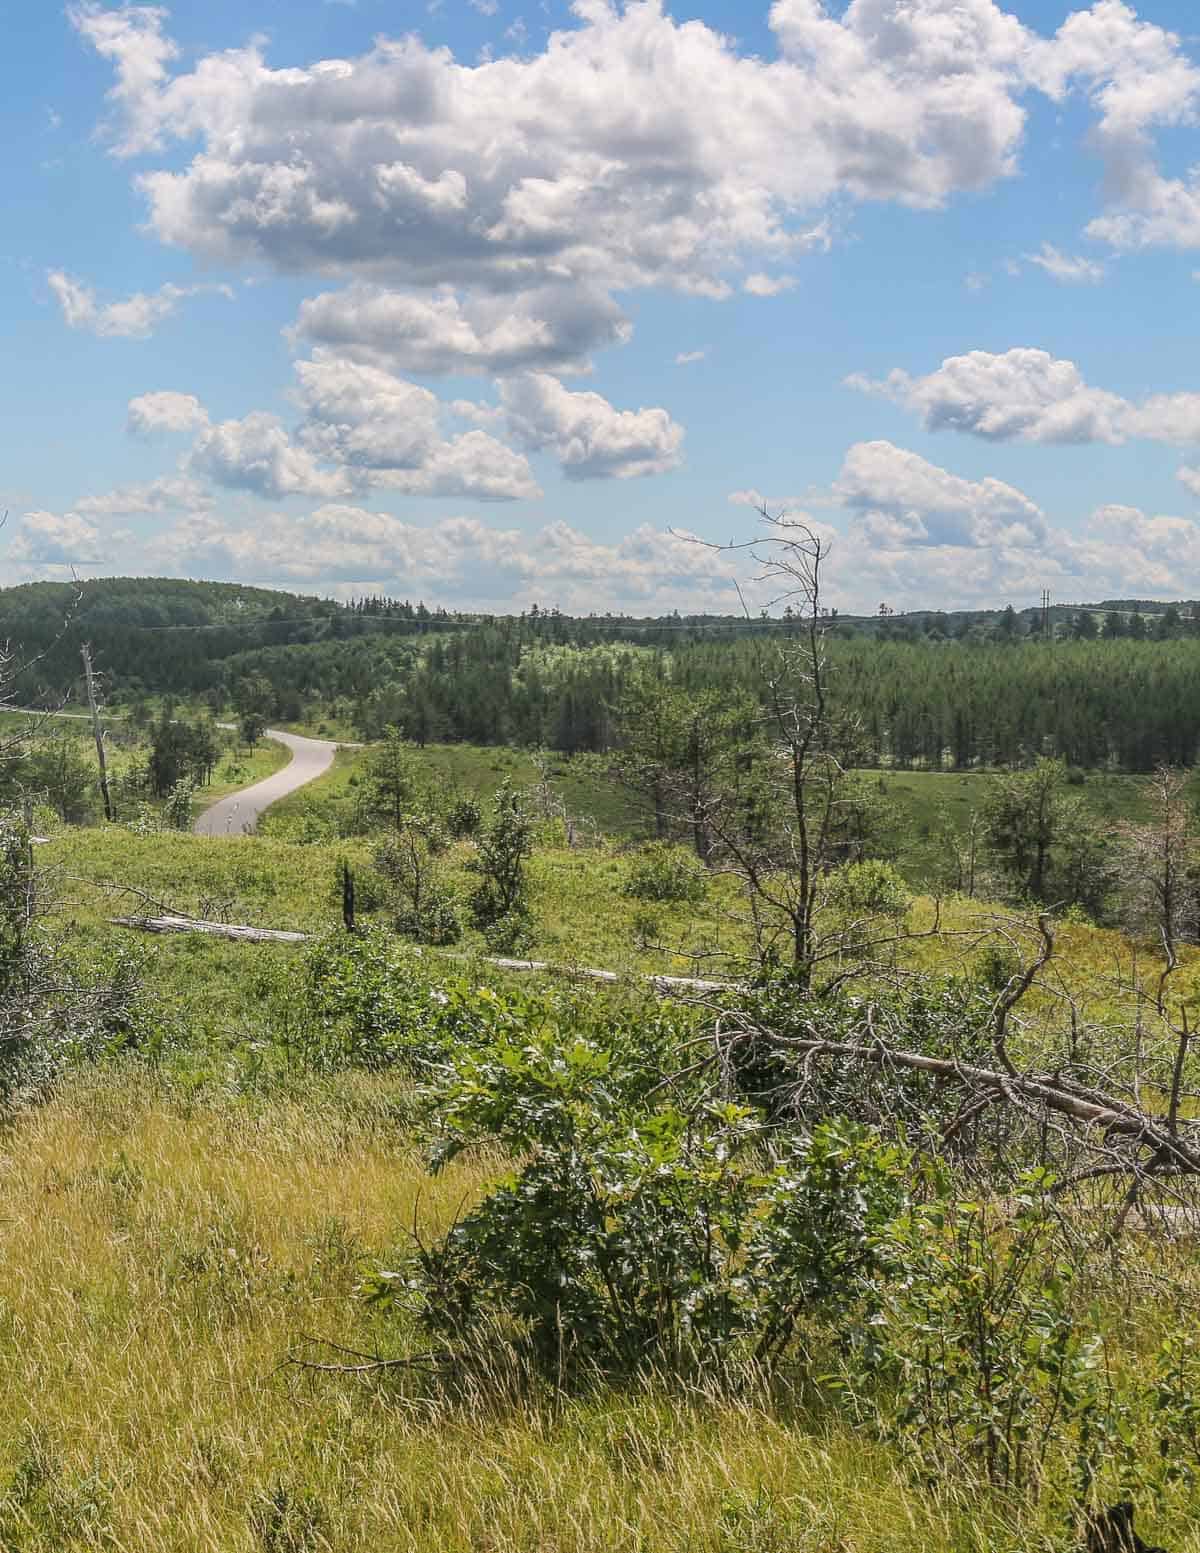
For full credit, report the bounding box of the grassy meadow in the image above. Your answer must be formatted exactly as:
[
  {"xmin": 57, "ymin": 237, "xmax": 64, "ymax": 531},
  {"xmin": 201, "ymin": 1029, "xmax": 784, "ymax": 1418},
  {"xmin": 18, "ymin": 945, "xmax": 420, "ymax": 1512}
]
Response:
[
  {"xmin": 7, "ymin": 729, "xmax": 1200, "ymax": 1552},
  {"xmin": 3, "ymin": 1068, "xmax": 1141, "ymax": 1553}
]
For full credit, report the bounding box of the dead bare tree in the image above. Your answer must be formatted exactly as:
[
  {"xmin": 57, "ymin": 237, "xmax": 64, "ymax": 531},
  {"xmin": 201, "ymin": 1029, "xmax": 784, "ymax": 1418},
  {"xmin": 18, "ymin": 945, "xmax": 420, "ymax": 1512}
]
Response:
[
  {"xmin": 669, "ymin": 902, "xmax": 1200, "ymax": 1240},
  {"xmin": 676, "ymin": 509, "xmax": 901, "ymax": 985},
  {"xmin": 1116, "ymin": 765, "xmax": 1199, "ymax": 961},
  {"xmin": 0, "ymin": 566, "xmax": 142, "ymax": 1104}
]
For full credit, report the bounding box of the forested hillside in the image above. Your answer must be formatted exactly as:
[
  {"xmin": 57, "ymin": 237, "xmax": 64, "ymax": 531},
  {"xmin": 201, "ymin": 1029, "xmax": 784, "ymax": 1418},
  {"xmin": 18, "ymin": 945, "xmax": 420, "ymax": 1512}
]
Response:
[{"xmin": 10, "ymin": 577, "xmax": 1200, "ymax": 770}]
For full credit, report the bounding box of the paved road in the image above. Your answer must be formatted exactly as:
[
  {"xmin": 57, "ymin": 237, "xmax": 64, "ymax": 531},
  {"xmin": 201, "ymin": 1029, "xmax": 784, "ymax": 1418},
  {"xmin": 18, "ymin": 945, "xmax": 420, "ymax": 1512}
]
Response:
[{"xmin": 194, "ymin": 731, "xmax": 343, "ymax": 837}]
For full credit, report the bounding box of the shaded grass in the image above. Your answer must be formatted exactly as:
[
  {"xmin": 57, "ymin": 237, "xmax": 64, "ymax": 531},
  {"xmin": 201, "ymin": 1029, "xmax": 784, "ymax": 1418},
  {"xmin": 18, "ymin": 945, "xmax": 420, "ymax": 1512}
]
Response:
[{"xmin": 869, "ymin": 767, "xmax": 1161, "ymax": 882}]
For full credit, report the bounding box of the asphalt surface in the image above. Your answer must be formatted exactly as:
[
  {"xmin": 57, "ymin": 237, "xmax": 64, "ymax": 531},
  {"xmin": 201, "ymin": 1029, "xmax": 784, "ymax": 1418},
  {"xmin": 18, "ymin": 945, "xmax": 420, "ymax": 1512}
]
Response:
[{"xmin": 193, "ymin": 731, "xmax": 342, "ymax": 837}]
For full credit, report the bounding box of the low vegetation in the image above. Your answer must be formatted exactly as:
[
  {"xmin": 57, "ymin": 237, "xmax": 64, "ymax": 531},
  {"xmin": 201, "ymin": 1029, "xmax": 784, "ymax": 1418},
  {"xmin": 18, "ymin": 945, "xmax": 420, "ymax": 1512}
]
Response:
[{"xmin": 6, "ymin": 533, "xmax": 1200, "ymax": 1551}]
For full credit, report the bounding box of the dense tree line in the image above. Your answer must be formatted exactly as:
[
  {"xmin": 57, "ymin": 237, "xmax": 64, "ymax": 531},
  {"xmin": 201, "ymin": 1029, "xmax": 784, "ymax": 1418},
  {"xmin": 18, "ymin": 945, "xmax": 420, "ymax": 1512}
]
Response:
[
  {"xmin": 11, "ymin": 578, "xmax": 1200, "ymax": 771},
  {"xmin": 199, "ymin": 624, "xmax": 1200, "ymax": 770}
]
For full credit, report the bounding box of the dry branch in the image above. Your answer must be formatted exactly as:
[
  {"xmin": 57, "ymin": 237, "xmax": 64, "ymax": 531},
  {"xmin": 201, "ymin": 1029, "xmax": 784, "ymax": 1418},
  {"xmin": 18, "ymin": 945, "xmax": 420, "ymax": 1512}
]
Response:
[{"xmin": 727, "ymin": 1024, "xmax": 1200, "ymax": 1179}]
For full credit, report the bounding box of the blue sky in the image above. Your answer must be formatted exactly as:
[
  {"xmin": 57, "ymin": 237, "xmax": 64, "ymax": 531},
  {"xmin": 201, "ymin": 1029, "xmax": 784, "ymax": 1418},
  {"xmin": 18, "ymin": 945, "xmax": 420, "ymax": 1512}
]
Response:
[{"xmin": 6, "ymin": 0, "xmax": 1200, "ymax": 614}]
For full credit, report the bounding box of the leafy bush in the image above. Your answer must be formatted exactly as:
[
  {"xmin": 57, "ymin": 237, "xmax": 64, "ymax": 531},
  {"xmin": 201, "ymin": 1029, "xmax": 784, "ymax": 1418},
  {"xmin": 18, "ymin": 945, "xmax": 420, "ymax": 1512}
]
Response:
[
  {"xmin": 294, "ymin": 929, "xmax": 462, "ymax": 1072},
  {"xmin": 971, "ymin": 940, "xmax": 1023, "ymax": 994},
  {"xmin": 291, "ymin": 929, "xmax": 622, "ymax": 1074},
  {"xmin": 251, "ymin": 1483, "xmax": 329, "ymax": 1553},
  {"xmin": 479, "ymin": 907, "xmax": 533, "ymax": 955},
  {"xmin": 19, "ymin": 737, "xmax": 98, "ymax": 824},
  {"xmin": 445, "ymin": 794, "xmax": 482, "ymax": 839},
  {"xmin": 875, "ymin": 1177, "xmax": 1101, "ymax": 1498},
  {"xmin": 621, "ymin": 842, "xmax": 707, "ymax": 905},
  {"xmin": 382, "ymin": 1013, "xmax": 911, "ymax": 1380},
  {"xmin": 164, "ymin": 777, "xmax": 196, "ymax": 831},
  {"xmin": 823, "ymin": 859, "xmax": 911, "ymax": 923}
]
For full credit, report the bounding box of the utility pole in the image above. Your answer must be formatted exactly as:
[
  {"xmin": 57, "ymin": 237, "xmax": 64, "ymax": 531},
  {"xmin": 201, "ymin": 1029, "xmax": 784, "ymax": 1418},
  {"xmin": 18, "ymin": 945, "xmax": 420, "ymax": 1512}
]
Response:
[{"xmin": 80, "ymin": 643, "xmax": 115, "ymax": 822}]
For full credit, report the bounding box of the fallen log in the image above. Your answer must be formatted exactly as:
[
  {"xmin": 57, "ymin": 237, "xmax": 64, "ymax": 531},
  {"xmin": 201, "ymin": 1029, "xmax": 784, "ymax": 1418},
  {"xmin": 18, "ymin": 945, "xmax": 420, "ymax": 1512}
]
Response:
[
  {"xmin": 483, "ymin": 955, "xmax": 734, "ymax": 997},
  {"xmin": 110, "ymin": 914, "xmax": 309, "ymax": 945},
  {"xmin": 109, "ymin": 916, "xmax": 737, "ymax": 994}
]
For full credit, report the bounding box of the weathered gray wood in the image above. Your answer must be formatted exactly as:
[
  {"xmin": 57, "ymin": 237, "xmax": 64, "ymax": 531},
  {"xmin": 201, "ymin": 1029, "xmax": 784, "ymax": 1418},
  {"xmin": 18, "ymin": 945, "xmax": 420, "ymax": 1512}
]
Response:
[
  {"xmin": 482, "ymin": 956, "xmax": 734, "ymax": 995},
  {"xmin": 109, "ymin": 916, "xmax": 736, "ymax": 992},
  {"xmin": 110, "ymin": 915, "xmax": 310, "ymax": 945}
]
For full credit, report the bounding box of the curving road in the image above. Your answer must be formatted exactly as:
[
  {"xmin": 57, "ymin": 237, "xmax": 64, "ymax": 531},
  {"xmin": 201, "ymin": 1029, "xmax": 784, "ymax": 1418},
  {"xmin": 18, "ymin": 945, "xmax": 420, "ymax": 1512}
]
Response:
[{"xmin": 194, "ymin": 731, "xmax": 344, "ymax": 837}]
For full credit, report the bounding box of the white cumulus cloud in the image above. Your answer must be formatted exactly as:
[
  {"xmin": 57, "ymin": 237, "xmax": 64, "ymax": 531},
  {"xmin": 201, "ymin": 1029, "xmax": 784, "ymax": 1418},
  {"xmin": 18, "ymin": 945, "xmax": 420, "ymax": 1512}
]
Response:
[
  {"xmin": 191, "ymin": 412, "xmax": 355, "ymax": 501},
  {"xmin": 126, "ymin": 359, "xmax": 543, "ymax": 504},
  {"xmin": 8, "ymin": 510, "xmax": 104, "ymax": 565},
  {"xmin": 127, "ymin": 391, "xmax": 210, "ymax": 437},
  {"xmin": 833, "ymin": 440, "xmax": 1047, "ymax": 548},
  {"xmin": 743, "ymin": 273, "xmax": 798, "ymax": 297},
  {"xmin": 292, "ymin": 283, "xmax": 630, "ymax": 378},
  {"xmin": 499, "ymin": 373, "xmax": 684, "ymax": 480},
  {"xmin": 850, "ymin": 348, "xmax": 1200, "ymax": 447}
]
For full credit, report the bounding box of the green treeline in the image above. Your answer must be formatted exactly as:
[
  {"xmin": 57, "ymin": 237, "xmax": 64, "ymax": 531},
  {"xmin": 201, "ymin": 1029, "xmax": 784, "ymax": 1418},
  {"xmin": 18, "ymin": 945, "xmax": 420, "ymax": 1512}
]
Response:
[
  {"xmin": 228, "ymin": 633, "xmax": 1200, "ymax": 770},
  {"xmin": 9, "ymin": 577, "xmax": 1200, "ymax": 770}
]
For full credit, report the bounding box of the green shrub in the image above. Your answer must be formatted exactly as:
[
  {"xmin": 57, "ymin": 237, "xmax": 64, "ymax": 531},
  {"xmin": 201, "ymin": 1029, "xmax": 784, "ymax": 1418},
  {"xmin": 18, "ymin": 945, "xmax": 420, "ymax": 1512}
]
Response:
[
  {"xmin": 445, "ymin": 794, "xmax": 482, "ymax": 839},
  {"xmin": 382, "ymin": 1012, "xmax": 910, "ymax": 1380},
  {"xmin": 823, "ymin": 859, "xmax": 911, "ymax": 922},
  {"xmin": 373, "ymin": 825, "xmax": 461, "ymax": 946},
  {"xmin": 164, "ymin": 777, "xmax": 196, "ymax": 831},
  {"xmin": 971, "ymin": 941, "xmax": 1023, "ymax": 994},
  {"xmin": 875, "ymin": 1177, "xmax": 1104, "ymax": 1499},
  {"xmin": 468, "ymin": 781, "xmax": 534, "ymax": 942},
  {"xmin": 294, "ymin": 929, "xmax": 460, "ymax": 1072},
  {"xmin": 621, "ymin": 842, "xmax": 707, "ymax": 905}
]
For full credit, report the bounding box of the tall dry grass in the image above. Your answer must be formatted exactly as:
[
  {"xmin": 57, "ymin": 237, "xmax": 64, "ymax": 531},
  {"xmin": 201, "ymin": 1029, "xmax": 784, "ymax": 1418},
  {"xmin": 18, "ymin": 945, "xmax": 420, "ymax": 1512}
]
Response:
[{"xmin": 1, "ymin": 1069, "xmax": 1173, "ymax": 1552}]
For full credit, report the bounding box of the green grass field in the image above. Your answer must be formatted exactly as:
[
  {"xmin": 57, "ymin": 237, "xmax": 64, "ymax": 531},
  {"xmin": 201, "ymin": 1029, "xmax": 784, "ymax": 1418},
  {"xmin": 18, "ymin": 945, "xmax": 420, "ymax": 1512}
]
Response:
[
  {"xmin": 6, "ymin": 1068, "xmax": 1158, "ymax": 1553},
  {"xmin": 8, "ymin": 737, "xmax": 1200, "ymax": 1552},
  {"xmin": 260, "ymin": 739, "xmax": 1162, "ymax": 892}
]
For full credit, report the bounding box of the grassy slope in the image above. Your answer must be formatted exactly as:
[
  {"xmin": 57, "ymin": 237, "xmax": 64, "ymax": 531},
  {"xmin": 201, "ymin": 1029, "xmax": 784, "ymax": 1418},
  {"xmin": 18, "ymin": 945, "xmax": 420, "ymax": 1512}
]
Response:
[
  {"xmin": 5, "ymin": 1070, "xmax": 1194, "ymax": 1553},
  {"xmin": 15, "ymin": 753, "xmax": 1200, "ymax": 1552},
  {"xmin": 261, "ymin": 740, "xmax": 1163, "ymax": 884}
]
